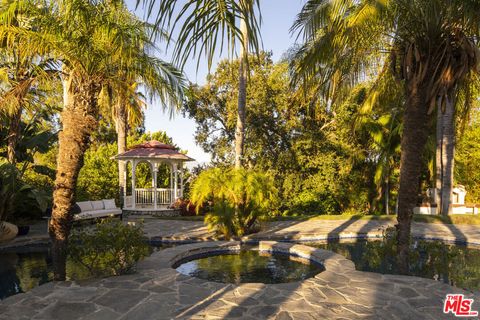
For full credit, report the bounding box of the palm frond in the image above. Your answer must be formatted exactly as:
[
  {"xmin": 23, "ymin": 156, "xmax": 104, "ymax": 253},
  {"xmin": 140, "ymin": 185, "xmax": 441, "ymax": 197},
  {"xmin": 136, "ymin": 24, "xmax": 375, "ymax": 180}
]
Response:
[{"xmin": 140, "ymin": 0, "xmax": 261, "ymax": 71}]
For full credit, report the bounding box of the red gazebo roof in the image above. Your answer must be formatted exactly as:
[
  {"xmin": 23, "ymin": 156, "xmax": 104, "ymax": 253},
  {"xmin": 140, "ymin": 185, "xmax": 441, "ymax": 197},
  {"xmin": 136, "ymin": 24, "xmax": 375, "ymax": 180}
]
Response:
[{"xmin": 113, "ymin": 140, "xmax": 195, "ymax": 161}]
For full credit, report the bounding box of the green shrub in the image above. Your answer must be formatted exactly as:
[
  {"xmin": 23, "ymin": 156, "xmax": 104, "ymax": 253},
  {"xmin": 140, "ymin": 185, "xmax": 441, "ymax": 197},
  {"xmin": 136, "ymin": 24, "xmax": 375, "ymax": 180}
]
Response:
[
  {"xmin": 68, "ymin": 219, "xmax": 149, "ymax": 277},
  {"xmin": 190, "ymin": 168, "xmax": 278, "ymax": 239},
  {"xmin": 0, "ymin": 161, "xmax": 50, "ymax": 223}
]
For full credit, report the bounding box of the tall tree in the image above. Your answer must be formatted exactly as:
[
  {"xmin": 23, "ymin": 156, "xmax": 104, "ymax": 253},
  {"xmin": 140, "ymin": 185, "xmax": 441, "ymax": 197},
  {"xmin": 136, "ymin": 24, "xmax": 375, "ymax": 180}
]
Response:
[
  {"xmin": 146, "ymin": 0, "xmax": 261, "ymax": 168},
  {"xmin": 291, "ymin": 0, "xmax": 480, "ymax": 273},
  {"xmin": 96, "ymin": 7, "xmax": 185, "ymax": 206},
  {"xmin": 0, "ymin": 0, "xmax": 58, "ymax": 165},
  {"xmin": 3, "ymin": 0, "xmax": 184, "ymax": 279},
  {"xmin": 434, "ymin": 76, "xmax": 479, "ymax": 216},
  {"xmin": 54, "ymin": 1, "xmax": 183, "ymax": 280},
  {"xmin": 101, "ymin": 22, "xmax": 185, "ymax": 207}
]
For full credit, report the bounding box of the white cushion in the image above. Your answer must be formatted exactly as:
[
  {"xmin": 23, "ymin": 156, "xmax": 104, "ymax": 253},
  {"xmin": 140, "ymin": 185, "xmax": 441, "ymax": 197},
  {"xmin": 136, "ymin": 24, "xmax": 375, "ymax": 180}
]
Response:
[
  {"xmin": 103, "ymin": 199, "xmax": 117, "ymax": 209},
  {"xmin": 91, "ymin": 200, "xmax": 104, "ymax": 210},
  {"xmin": 74, "ymin": 209, "xmax": 122, "ymax": 221},
  {"xmin": 77, "ymin": 201, "xmax": 93, "ymax": 212}
]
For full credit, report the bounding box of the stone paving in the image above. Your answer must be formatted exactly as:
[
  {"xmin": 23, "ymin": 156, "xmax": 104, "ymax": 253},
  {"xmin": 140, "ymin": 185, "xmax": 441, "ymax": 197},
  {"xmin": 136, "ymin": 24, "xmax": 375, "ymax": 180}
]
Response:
[
  {"xmin": 2, "ymin": 216, "xmax": 480, "ymax": 250},
  {"xmin": 249, "ymin": 219, "xmax": 480, "ymax": 245},
  {"xmin": 2, "ymin": 241, "xmax": 478, "ymax": 320},
  {"xmin": 137, "ymin": 216, "xmax": 480, "ymax": 246}
]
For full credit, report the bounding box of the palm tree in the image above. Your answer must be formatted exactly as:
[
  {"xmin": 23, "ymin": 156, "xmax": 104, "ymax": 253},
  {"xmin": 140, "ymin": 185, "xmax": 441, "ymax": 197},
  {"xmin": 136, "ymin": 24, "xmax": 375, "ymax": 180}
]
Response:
[
  {"xmin": 434, "ymin": 75, "xmax": 479, "ymax": 216},
  {"xmin": 52, "ymin": 1, "xmax": 184, "ymax": 280},
  {"xmin": 3, "ymin": 0, "xmax": 184, "ymax": 279},
  {"xmin": 100, "ymin": 21, "xmax": 185, "ymax": 207},
  {"xmin": 291, "ymin": 0, "xmax": 480, "ymax": 273},
  {"xmin": 0, "ymin": 0, "xmax": 58, "ymax": 165},
  {"xmin": 145, "ymin": 0, "xmax": 261, "ymax": 168},
  {"xmin": 109, "ymin": 81, "xmax": 142, "ymax": 205}
]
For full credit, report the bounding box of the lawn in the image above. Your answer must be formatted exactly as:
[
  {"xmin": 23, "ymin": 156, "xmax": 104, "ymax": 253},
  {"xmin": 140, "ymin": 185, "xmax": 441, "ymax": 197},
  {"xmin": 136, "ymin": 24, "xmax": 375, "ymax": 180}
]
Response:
[
  {"xmin": 153, "ymin": 213, "xmax": 480, "ymax": 225},
  {"xmin": 279, "ymin": 213, "xmax": 480, "ymax": 225}
]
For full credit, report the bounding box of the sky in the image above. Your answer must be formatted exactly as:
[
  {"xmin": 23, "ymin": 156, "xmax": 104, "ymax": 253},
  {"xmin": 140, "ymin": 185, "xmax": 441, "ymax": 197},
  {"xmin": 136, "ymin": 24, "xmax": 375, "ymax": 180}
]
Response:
[{"xmin": 126, "ymin": 0, "xmax": 307, "ymax": 165}]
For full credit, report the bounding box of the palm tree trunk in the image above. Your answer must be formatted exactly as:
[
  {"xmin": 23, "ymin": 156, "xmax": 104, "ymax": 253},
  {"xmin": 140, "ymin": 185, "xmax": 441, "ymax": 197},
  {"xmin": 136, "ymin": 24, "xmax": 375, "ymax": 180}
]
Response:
[
  {"xmin": 7, "ymin": 107, "xmax": 22, "ymax": 164},
  {"xmin": 435, "ymin": 97, "xmax": 455, "ymax": 216},
  {"xmin": 440, "ymin": 96, "xmax": 455, "ymax": 216},
  {"xmin": 234, "ymin": 17, "xmax": 248, "ymax": 169},
  {"xmin": 49, "ymin": 75, "xmax": 99, "ymax": 280},
  {"xmin": 385, "ymin": 176, "xmax": 390, "ymax": 215},
  {"xmin": 435, "ymin": 101, "xmax": 443, "ymax": 211},
  {"xmin": 396, "ymin": 85, "xmax": 430, "ymax": 274},
  {"xmin": 115, "ymin": 101, "xmax": 127, "ymax": 207}
]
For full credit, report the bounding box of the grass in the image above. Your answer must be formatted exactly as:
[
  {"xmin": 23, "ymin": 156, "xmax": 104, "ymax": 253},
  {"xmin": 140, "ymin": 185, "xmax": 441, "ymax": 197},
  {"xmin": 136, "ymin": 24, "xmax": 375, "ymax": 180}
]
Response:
[
  {"xmin": 280, "ymin": 213, "xmax": 480, "ymax": 225},
  {"xmin": 150, "ymin": 213, "xmax": 480, "ymax": 225},
  {"xmin": 412, "ymin": 214, "xmax": 480, "ymax": 225}
]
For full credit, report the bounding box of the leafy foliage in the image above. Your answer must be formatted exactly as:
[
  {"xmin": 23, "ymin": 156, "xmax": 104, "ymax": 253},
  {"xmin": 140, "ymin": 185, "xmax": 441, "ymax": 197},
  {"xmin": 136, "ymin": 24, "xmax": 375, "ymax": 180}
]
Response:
[
  {"xmin": 68, "ymin": 219, "xmax": 149, "ymax": 277},
  {"xmin": 185, "ymin": 54, "xmax": 402, "ymax": 215},
  {"xmin": 0, "ymin": 161, "xmax": 49, "ymax": 223},
  {"xmin": 146, "ymin": 0, "xmax": 262, "ymax": 70},
  {"xmin": 455, "ymin": 109, "xmax": 480, "ymax": 203},
  {"xmin": 190, "ymin": 168, "xmax": 278, "ymax": 238}
]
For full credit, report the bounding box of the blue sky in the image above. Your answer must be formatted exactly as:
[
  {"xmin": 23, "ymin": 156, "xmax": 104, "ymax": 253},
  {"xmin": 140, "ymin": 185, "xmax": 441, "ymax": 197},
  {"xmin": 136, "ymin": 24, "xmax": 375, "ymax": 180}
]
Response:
[{"xmin": 126, "ymin": 0, "xmax": 307, "ymax": 165}]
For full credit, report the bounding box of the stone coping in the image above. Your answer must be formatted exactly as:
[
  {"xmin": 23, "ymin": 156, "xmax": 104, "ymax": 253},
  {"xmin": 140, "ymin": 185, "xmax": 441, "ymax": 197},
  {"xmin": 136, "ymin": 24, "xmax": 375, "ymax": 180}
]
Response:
[
  {"xmin": 166, "ymin": 241, "xmax": 355, "ymax": 276},
  {"xmin": 138, "ymin": 241, "xmax": 358, "ymax": 283},
  {"xmin": 258, "ymin": 241, "xmax": 355, "ymax": 272}
]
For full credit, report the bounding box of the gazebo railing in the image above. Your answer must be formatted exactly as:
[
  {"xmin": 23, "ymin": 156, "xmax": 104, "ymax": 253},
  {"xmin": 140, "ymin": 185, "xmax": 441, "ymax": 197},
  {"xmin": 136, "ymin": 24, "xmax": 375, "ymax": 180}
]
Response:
[{"xmin": 126, "ymin": 188, "xmax": 182, "ymax": 209}]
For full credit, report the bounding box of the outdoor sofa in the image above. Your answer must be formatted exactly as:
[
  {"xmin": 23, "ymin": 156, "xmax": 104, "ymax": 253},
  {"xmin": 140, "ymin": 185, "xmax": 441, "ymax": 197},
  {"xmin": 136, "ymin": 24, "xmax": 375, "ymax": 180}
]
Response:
[
  {"xmin": 44, "ymin": 199, "xmax": 122, "ymax": 230},
  {"xmin": 74, "ymin": 199, "xmax": 122, "ymax": 221}
]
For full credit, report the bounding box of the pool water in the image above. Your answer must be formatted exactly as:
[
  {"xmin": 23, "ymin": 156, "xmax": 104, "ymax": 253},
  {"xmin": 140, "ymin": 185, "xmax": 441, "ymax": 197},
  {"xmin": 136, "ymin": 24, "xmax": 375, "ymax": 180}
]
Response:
[
  {"xmin": 309, "ymin": 239, "xmax": 480, "ymax": 291},
  {"xmin": 175, "ymin": 248, "xmax": 325, "ymax": 284},
  {"xmin": 0, "ymin": 250, "xmax": 88, "ymax": 300},
  {"xmin": 0, "ymin": 244, "xmax": 171, "ymax": 300}
]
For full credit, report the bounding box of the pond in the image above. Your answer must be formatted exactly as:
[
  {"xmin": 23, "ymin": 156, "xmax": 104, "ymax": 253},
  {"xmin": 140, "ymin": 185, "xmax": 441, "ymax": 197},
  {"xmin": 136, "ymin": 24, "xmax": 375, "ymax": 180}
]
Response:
[
  {"xmin": 308, "ymin": 239, "xmax": 480, "ymax": 292},
  {"xmin": 174, "ymin": 247, "xmax": 325, "ymax": 284},
  {"xmin": 0, "ymin": 244, "xmax": 171, "ymax": 300}
]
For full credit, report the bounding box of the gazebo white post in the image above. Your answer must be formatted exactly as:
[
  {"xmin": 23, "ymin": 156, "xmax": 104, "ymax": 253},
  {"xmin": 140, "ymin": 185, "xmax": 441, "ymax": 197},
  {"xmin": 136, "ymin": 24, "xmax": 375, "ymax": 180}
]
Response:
[
  {"xmin": 173, "ymin": 162, "xmax": 178, "ymax": 201},
  {"xmin": 153, "ymin": 162, "xmax": 158, "ymax": 210},
  {"xmin": 180, "ymin": 164, "xmax": 184, "ymax": 198},
  {"xmin": 132, "ymin": 160, "xmax": 137, "ymax": 209},
  {"xmin": 123, "ymin": 161, "xmax": 128, "ymax": 208},
  {"xmin": 170, "ymin": 163, "xmax": 174, "ymax": 204}
]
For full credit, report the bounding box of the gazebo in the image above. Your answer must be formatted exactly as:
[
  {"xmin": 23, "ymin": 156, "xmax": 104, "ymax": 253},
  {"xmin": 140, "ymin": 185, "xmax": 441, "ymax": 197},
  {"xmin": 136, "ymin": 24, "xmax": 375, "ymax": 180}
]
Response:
[{"xmin": 113, "ymin": 141, "xmax": 195, "ymax": 212}]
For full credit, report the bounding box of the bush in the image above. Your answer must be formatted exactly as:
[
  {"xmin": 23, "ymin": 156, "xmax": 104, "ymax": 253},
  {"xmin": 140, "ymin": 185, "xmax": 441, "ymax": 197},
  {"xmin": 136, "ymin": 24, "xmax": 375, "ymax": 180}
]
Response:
[
  {"xmin": 170, "ymin": 198, "xmax": 199, "ymax": 216},
  {"xmin": 68, "ymin": 219, "xmax": 149, "ymax": 277},
  {"xmin": 190, "ymin": 168, "xmax": 278, "ymax": 239},
  {"xmin": 0, "ymin": 161, "xmax": 49, "ymax": 223}
]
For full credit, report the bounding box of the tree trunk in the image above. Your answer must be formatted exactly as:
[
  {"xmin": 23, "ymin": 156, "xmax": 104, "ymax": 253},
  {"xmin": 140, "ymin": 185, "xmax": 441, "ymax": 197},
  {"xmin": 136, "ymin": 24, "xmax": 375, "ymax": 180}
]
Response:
[
  {"xmin": 49, "ymin": 75, "xmax": 99, "ymax": 280},
  {"xmin": 7, "ymin": 107, "xmax": 22, "ymax": 164},
  {"xmin": 435, "ymin": 96, "xmax": 455, "ymax": 216},
  {"xmin": 234, "ymin": 17, "xmax": 248, "ymax": 169},
  {"xmin": 385, "ymin": 177, "xmax": 390, "ymax": 215},
  {"xmin": 115, "ymin": 100, "xmax": 127, "ymax": 207},
  {"xmin": 440, "ymin": 96, "xmax": 455, "ymax": 216},
  {"xmin": 396, "ymin": 85, "xmax": 429, "ymax": 274},
  {"xmin": 435, "ymin": 101, "xmax": 443, "ymax": 211}
]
